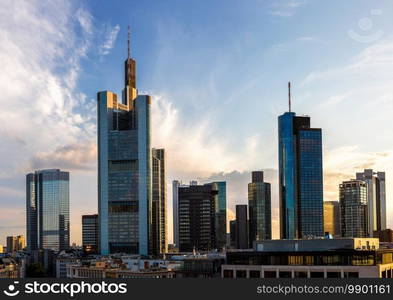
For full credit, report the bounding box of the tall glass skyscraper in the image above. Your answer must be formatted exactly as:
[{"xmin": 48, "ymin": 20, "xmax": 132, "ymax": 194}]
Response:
[
  {"xmin": 98, "ymin": 35, "xmax": 152, "ymax": 255},
  {"xmin": 248, "ymin": 171, "xmax": 271, "ymax": 246},
  {"xmin": 151, "ymin": 148, "xmax": 167, "ymax": 256},
  {"xmin": 212, "ymin": 181, "xmax": 227, "ymax": 249},
  {"xmin": 26, "ymin": 169, "xmax": 70, "ymax": 252},
  {"xmin": 278, "ymin": 112, "xmax": 324, "ymax": 239}
]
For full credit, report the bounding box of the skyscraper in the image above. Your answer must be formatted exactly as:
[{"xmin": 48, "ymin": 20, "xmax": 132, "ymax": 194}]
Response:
[
  {"xmin": 178, "ymin": 184, "xmax": 218, "ymax": 252},
  {"xmin": 248, "ymin": 171, "xmax": 271, "ymax": 246},
  {"xmin": 340, "ymin": 180, "xmax": 368, "ymax": 238},
  {"xmin": 151, "ymin": 148, "xmax": 167, "ymax": 256},
  {"xmin": 355, "ymin": 169, "xmax": 386, "ymax": 236},
  {"xmin": 323, "ymin": 201, "xmax": 341, "ymax": 237},
  {"xmin": 82, "ymin": 214, "xmax": 99, "ymax": 254},
  {"xmin": 26, "ymin": 169, "xmax": 70, "ymax": 252},
  {"xmin": 212, "ymin": 181, "xmax": 227, "ymax": 249},
  {"xmin": 98, "ymin": 31, "xmax": 152, "ymax": 255},
  {"xmin": 172, "ymin": 180, "xmax": 181, "ymax": 247},
  {"xmin": 6, "ymin": 236, "xmax": 25, "ymax": 253},
  {"xmin": 278, "ymin": 98, "xmax": 324, "ymax": 239},
  {"xmin": 235, "ymin": 204, "xmax": 248, "ymax": 249}
]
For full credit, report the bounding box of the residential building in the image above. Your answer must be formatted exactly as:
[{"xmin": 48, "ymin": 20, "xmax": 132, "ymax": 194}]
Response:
[
  {"xmin": 248, "ymin": 171, "xmax": 271, "ymax": 246},
  {"xmin": 26, "ymin": 169, "xmax": 70, "ymax": 252}
]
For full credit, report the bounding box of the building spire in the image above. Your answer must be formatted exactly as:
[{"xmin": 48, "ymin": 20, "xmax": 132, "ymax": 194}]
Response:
[
  {"xmin": 288, "ymin": 81, "xmax": 291, "ymax": 112},
  {"xmin": 127, "ymin": 25, "xmax": 131, "ymax": 59}
]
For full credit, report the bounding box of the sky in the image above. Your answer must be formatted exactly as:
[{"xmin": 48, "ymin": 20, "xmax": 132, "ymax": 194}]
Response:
[{"xmin": 0, "ymin": 0, "xmax": 393, "ymax": 245}]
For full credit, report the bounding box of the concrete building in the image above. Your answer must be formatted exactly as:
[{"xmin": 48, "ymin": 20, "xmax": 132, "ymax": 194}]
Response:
[
  {"xmin": 323, "ymin": 201, "xmax": 341, "ymax": 237},
  {"xmin": 340, "ymin": 180, "xmax": 368, "ymax": 238},
  {"xmin": 98, "ymin": 31, "xmax": 152, "ymax": 255},
  {"xmin": 222, "ymin": 238, "xmax": 393, "ymax": 278},
  {"xmin": 356, "ymin": 169, "xmax": 386, "ymax": 236}
]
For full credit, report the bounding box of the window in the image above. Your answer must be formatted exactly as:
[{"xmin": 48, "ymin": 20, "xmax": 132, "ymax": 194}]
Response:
[
  {"xmin": 279, "ymin": 271, "xmax": 292, "ymax": 278},
  {"xmin": 236, "ymin": 270, "xmax": 247, "ymax": 278},
  {"xmin": 310, "ymin": 272, "xmax": 324, "ymax": 278},
  {"xmin": 344, "ymin": 272, "xmax": 359, "ymax": 278},
  {"xmin": 264, "ymin": 271, "xmax": 277, "ymax": 278},
  {"xmin": 294, "ymin": 271, "xmax": 308, "ymax": 278},
  {"xmin": 327, "ymin": 272, "xmax": 341, "ymax": 278},
  {"xmin": 249, "ymin": 270, "xmax": 261, "ymax": 278},
  {"xmin": 223, "ymin": 270, "xmax": 233, "ymax": 278}
]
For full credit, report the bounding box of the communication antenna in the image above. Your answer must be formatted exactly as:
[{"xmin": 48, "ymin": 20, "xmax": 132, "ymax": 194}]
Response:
[
  {"xmin": 127, "ymin": 25, "xmax": 131, "ymax": 58},
  {"xmin": 288, "ymin": 82, "xmax": 291, "ymax": 112}
]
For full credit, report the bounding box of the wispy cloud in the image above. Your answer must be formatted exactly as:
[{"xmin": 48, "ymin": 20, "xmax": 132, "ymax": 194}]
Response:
[
  {"xmin": 99, "ymin": 24, "xmax": 120, "ymax": 56},
  {"xmin": 269, "ymin": 0, "xmax": 307, "ymax": 17}
]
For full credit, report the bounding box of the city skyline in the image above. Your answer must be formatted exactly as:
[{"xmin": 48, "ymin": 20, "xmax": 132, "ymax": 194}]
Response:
[{"xmin": 1, "ymin": 0, "xmax": 393, "ymax": 245}]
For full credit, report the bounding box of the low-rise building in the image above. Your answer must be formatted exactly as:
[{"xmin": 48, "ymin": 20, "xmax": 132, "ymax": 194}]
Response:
[
  {"xmin": 0, "ymin": 258, "xmax": 21, "ymax": 278},
  {"xmin": 222, "ymin": 238, "xmax": 393, "ymax": 278}
]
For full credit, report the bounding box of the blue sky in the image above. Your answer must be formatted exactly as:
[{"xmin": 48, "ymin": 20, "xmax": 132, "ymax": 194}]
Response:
[{"xmin": 0, "ymin": 0, "xmax": 392, "ymax": 244}]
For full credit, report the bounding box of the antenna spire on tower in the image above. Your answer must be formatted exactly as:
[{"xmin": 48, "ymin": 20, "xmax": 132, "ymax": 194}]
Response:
[
  {"xmin": 288, "ymin": 81, "xmax": 291, "ymax": 112},
  {"xmin": 127, "ymin": 25, "xmax": 131, "ymax": 59}
]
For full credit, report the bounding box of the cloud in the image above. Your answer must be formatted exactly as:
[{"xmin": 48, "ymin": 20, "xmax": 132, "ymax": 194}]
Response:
[
  {"xmin": 99, "ymin": 24, "xmax": 120, "ymax": 56},
  {"xmin": 30, "ymin": 142, "xmax": 97, "ymax": 171},
  {"xmin": 0, "ymin": 0, "xmax": 97, "ymax": 243},
  {"xmin": 269, "ymin": 0, "xmax": 307, "ymax": 17}
]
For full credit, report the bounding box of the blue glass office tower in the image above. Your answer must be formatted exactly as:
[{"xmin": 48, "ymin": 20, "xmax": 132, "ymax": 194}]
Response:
[
  {"xmin": 98, "ymin": 38, "xmax": 152, "ymax": 255},
  {"xmin": 212, "ymin": 181, "xmax": 227, "ymax": 249},
  {"xmin": 278, "ymin": 112, "xmax": 323, "ymax": 239},
  {"xmin": 26, "ymin": 169, "xmax": 70, "ymax": 252}
]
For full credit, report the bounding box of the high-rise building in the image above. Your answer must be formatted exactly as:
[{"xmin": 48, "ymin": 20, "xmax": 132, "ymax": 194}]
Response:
[
  {"xmin": 178, "ymin": 184, "xmax": 218, "ymax": 252},
  {"xmin": 82, "ymin": 214, "xmax": 99, "ymax": 254},
  {"xmin": 212, "ymin": 181, "xmax": 227, "ymax": 249},
  {"xmin": 235, "ymin": 205, "xmax": 248, "ymax": 249},
  {"xmin": 248, "ymin": 171, "xmax": 271, "ymax": 246},
  {"xmin": 97, "ymin": 32, "xmax": 152, "ymax": 255},
  {"xmin": 229, "ymin": 220, "xmax": 237, "ymax": 248},
  {"xmin": 151, "ymin": 148, "xmax": 167, "ymax": 256},
  {"xmin": 6, "ymin": 236, "xmax": 25, "ymax": 253},
  {"xmin": 278, "ymin": 109, "xmax": 324, "ymax": 239},
  {"xmin": 356, "ymin": 169, "xmax": 386, "ymax": 236},
  {"xmin": 172, "ymin": 180, "xmax": 181, "ymax": 247},
  {"xmin": 26, "ymin": 169, "xmax": 70, "ymax": 252},
  {"xmin": 340, "ymin": 180, "xmax": 368, "ymax": 238},
  {"xmin": 323, "ymin": 201, "xmax": 341, "ymax": 237}
]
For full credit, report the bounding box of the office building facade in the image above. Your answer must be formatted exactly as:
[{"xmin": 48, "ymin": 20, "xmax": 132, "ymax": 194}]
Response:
[
  {"xmin": 98, "ymin": 38, "xmax": 152, "ymax": 255},
  {"xmin": 356, "ymin": 169, "xmax": 386, "ymax": 236},
  {"xmin": 248, "ymin": 171, "xmax": 271, "ymax": 246},
  {"xmin": 340, "ymin": 180, "xmax": 368, "ymax": 238},
  {"xmin": 151, "ymin": 148, "xmax": 167, "ymax": 256},
  {"xmin": 82, "ymin": 214, "xmax": 99, "ymax": 254},
  {"xmin": 178, "ymin": 184, "xmax": 218, "ymax": 252},
  {"xmin": 323, "ymin": 201, "xmax": 341, "ymax": 237},
  {"xmin": 172, "ymin": 180, "xmax": 181, "ymax": 247},
  {"xmin": 26, "ymin": 169, "xmax": 70, "ymax": 252},
  {"xmin": 278, "ymin": 112, "xmax": 324, "ymax": 239},
  {"xmin": 235, "ymin": 205, "xmax": 249, "ymax": 249},
  {"xmin": 212, "ymin": 182, "xmax": 227, "ymax": 249}
]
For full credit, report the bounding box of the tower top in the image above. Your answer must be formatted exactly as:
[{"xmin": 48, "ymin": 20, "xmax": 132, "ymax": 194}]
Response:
[
  {"xmin": 288, "ymin": 82, "xmax": 291, "ymax": 113},
  {"xmin": 127, "ymin": 25, "xmax": 131, "ymax": 58}
]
